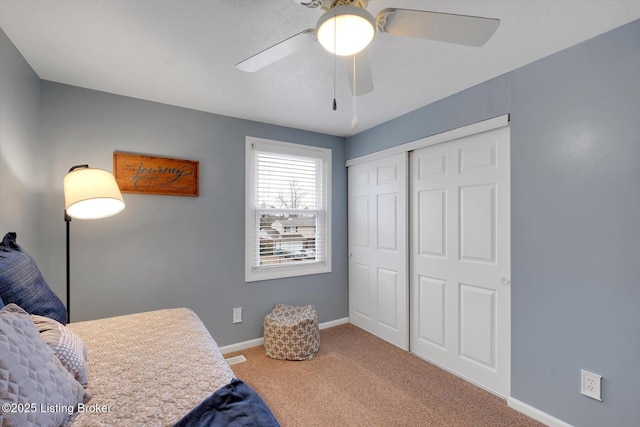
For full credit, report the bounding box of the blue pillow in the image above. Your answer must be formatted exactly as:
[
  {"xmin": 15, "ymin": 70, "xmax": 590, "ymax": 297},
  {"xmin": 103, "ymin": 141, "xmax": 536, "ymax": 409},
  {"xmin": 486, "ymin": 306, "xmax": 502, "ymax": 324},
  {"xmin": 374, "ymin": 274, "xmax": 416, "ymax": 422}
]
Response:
[
  {"xmin": 0, "ymin": 232, "xmax": 67, "ymax": 324},
  {"xmin": 0, "ymin": 294, "xmax": 4, "ymax": 309}
]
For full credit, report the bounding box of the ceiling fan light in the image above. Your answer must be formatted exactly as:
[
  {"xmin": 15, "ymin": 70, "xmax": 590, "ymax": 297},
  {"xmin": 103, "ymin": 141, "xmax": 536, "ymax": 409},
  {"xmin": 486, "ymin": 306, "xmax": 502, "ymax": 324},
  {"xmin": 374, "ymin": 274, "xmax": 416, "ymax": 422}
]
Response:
[{"xmin": 317, "ymin": 6, "xmax": 375, "ymax": 56}]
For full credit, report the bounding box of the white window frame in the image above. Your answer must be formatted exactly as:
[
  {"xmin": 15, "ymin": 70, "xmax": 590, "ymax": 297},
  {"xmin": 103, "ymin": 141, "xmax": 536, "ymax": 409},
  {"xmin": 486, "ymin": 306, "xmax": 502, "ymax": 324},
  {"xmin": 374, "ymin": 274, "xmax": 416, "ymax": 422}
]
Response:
[{"xmin": 245, "ymin": 136, "xmax": 332, "ymax": 282}]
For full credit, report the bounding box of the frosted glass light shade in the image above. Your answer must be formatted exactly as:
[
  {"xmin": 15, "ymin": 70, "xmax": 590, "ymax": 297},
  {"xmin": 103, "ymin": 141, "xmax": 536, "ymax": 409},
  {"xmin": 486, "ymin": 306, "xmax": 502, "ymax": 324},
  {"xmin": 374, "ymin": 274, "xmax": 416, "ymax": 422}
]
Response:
[
  {"xmin": 64, "ymin": 168, "xmax": 125, "ymax": 220},
  {"xmin": 317, "ymin": 6, "xmax": 375, "ymax": 56}
]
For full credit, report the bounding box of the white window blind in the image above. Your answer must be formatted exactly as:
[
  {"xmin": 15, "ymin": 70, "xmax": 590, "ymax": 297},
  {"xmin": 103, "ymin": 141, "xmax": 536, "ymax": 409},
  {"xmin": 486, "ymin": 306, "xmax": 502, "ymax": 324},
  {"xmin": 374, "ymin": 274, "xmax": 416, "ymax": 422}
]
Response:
[{"xmin": 245, "ymin": 138, "xmax": 331, "ymax": 282}]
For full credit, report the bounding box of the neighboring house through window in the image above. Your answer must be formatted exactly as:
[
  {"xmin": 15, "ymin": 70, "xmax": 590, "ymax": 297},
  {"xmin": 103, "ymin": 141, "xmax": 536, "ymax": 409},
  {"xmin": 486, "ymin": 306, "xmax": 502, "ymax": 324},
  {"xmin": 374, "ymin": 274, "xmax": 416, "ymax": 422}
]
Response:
[{"xmin": 245, "ymin": 137, "xmax": 331, "ymax": 282}]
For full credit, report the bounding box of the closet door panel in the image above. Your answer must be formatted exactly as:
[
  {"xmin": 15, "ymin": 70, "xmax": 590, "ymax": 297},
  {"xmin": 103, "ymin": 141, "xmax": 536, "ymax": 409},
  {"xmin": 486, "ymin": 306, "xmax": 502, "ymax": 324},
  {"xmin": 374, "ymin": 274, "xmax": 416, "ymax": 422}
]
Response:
[
  {"xmin": 348, "ymin": 153, "xmax": 408, "ymax": 350},
  {"xmin": 410, "ymin": 127, "xmax": 510, "ymax": 397}
]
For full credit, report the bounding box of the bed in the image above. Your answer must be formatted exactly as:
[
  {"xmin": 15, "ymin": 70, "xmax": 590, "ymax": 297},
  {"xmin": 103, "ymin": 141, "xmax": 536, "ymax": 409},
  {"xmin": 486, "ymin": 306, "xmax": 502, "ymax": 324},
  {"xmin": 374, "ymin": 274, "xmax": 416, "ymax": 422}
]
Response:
[
  {"xmin": 0, "ymin": 304, "xmax": 279, "ymax": 427},
  {"xmin": 67, "ymin": 308, "xmax": 236, "ymax": 426},
  {"xmin": 1, "ymin": 232, "xmax": 278, "ymax": 426}
]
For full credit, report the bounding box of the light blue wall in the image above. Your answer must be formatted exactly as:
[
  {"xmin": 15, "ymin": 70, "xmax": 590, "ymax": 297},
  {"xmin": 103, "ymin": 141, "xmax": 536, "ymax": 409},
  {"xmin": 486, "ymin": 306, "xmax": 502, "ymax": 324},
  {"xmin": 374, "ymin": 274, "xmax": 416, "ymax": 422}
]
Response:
[
  {"xmin": 346, "ymin": 19, "xmax": 640, "ymax": 427},
  {"xmin": 34, "ymin": 82, "xmax": 348, "ymax": 346},
  {"xmin": 0, "ymin": 28, "xmax": 41, "ymax": 253}
]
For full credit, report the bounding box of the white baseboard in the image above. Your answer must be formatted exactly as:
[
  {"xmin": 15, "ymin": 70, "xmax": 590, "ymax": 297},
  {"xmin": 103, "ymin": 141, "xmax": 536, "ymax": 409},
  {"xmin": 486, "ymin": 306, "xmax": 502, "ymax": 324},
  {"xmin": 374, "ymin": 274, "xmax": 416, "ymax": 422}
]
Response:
[
  {"xmin": 318, "ymin": 317, "xmax": 349, "ymax": 330},
  {"xmin": 220, "ymin": 337, "xmax": 264, "ymax": 354},
  {"xmin": 219, "ymin": 317, "xmax": 349, "ymax": 355},
  {"xmin": 507, "ymin": 397, "xmax": 572, "ymax": 427}
]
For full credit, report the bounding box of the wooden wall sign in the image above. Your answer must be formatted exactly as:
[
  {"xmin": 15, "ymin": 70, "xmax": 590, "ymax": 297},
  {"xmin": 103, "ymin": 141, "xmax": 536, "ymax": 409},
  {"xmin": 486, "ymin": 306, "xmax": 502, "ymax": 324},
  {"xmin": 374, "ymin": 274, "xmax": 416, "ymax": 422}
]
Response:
[{"xmin": 113, "ymin": 152, "xmax": 199, "ymax": 196}]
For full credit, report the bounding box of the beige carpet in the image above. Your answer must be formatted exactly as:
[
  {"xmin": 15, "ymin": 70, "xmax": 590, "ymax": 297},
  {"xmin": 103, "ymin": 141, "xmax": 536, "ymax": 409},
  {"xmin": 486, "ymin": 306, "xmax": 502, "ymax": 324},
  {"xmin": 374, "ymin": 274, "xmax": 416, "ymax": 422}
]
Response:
[{"xmin": 226, "ymin": 324, "xmax": 542, "ymax": 427}]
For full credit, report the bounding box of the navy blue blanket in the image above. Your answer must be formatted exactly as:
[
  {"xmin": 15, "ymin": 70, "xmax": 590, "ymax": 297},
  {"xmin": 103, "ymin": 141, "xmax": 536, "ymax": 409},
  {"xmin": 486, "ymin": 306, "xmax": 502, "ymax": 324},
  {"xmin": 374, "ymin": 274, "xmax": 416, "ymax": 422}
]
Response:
[{"xmin": 174, "ymin": 379, "xmax": 280, "ymax": 427}]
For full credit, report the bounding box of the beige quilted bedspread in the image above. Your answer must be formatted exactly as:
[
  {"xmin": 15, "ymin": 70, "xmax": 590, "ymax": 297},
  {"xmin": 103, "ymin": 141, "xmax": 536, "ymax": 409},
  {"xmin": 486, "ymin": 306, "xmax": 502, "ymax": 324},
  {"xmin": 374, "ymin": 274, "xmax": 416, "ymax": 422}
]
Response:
[{"xmin": 67, "ymin": 308, "xmax": 234, "ymax": 426}]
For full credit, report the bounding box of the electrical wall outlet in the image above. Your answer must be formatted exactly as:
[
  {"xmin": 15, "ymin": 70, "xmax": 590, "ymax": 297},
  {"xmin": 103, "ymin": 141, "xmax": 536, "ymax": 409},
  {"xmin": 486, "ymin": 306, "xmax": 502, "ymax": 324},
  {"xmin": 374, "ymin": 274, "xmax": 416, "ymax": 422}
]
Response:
[
  {"xmin": 580, "ymin": 370, "xmax": 602, "ymax": 401},
  {"xmin": 232, "ymin": 307, "xmax": 242, "ymax": 324}
]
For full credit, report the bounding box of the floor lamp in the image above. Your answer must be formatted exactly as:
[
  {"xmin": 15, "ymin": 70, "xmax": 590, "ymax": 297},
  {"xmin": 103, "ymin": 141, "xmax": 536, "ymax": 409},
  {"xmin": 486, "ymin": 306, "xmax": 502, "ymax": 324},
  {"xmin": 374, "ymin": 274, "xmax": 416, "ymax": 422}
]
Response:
[{"xmin": 63, "ymin": 165, "xmax": 125, "ymax": 322}]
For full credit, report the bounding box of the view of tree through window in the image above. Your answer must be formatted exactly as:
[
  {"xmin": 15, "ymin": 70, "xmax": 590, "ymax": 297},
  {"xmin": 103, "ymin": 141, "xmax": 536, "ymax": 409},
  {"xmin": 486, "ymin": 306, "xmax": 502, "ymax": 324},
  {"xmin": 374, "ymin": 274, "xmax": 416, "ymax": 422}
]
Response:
[{"xmin": 255, "ymin": 152, "xmax": 321, "ymax": 266}]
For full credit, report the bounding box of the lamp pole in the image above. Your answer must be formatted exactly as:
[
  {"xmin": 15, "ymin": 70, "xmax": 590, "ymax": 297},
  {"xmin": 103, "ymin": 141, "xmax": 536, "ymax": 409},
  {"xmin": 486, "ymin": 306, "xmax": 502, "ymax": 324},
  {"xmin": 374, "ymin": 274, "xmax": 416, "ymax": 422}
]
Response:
[
  {"xmin": 64, "ymin": 164, "xmax": 88, "ymax": 322},
  {"xmin": 65, "ymin": 212, "xmax": 70, "ymax": 322}
]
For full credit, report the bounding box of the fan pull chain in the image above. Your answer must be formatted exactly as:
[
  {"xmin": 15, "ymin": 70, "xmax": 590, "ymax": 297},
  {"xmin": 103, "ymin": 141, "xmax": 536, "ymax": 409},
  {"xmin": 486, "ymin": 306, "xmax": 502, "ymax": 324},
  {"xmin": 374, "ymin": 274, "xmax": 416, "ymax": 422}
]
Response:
[
  {"xmin": 332, "ymin": 55, "xmax": 337, "ymax": 110},
  {"xmin": 332, "ymin": 14, "xmax": 337, "ymax": 111},
  {"xmin": 332, "ymin": 51, "xmax": 337, "ymax": 110}
]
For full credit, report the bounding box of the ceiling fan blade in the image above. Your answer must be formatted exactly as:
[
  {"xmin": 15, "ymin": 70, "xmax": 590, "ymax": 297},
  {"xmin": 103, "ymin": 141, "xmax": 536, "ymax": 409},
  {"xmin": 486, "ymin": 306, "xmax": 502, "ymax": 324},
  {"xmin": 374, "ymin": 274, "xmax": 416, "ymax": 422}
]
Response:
[
  {"xmin": 343, "ymin": 49, "xmax": 374, "ymax": 96},
  {"xmin": 376, "ymin": 8, "xmax": 499, "ymax": 47},
  {"xmin": 235, "ymin": 29, "xmax": 317, "ymax": 72}
]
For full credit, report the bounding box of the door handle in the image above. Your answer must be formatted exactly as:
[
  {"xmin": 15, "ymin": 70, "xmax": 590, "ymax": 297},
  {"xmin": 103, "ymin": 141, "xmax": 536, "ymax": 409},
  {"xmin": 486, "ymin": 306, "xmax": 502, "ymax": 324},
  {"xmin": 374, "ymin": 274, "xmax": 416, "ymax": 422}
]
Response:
[{"xmin": 501, "ymin": 277, "xmax": 510, "ymax": 286}]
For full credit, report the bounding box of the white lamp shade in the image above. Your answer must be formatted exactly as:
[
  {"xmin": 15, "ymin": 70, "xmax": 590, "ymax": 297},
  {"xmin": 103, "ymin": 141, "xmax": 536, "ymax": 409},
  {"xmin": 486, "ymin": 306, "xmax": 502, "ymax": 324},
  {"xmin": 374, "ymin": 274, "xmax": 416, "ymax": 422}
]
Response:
[
  {"xmin": 64, "ymin": 168, "xmax": 125, "ymax": 220},
  {"xmin": 317, "ymin": 6, "xmax": 375, "ymax": 56}
]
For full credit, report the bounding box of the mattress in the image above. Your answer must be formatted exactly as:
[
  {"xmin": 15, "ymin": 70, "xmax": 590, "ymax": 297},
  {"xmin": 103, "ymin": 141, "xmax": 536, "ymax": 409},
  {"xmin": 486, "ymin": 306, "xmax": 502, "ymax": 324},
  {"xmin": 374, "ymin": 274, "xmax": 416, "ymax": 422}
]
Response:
[{"xmin": 67, "ymin": 308, "xmax": 235, "ymax": 426}]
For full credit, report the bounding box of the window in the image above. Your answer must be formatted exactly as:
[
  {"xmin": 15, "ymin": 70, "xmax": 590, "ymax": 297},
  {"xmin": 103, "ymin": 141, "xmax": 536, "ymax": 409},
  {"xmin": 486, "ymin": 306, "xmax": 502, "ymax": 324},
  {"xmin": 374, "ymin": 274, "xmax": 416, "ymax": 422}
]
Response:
[{"xmin": 245, "ymin": 137, "xmax": 331, "ymax": 282}]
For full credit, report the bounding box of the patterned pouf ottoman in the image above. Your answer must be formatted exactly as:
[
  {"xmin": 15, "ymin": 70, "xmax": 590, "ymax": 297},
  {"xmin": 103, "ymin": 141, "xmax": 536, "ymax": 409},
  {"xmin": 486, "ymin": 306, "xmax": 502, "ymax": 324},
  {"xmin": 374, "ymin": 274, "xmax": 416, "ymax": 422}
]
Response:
[{"xmin": 264, "ymin": 304, "xmax": 319, "ymax": 360}]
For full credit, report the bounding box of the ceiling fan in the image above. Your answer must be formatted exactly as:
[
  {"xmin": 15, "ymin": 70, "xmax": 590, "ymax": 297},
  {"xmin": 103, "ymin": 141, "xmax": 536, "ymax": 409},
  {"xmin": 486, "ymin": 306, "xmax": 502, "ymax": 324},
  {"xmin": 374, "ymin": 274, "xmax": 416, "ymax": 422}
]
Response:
[{"xmin": 235, "ymin": 0, "xmax": 500, "ymax": 97}]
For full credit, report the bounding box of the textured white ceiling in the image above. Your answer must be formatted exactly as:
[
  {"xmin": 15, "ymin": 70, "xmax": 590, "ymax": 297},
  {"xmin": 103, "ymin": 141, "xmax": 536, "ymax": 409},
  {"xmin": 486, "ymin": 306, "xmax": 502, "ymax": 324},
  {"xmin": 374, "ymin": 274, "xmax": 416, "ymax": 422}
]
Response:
[{"xmin": 1, "ymin": 0, "xmax": 639, "ymax": 136}]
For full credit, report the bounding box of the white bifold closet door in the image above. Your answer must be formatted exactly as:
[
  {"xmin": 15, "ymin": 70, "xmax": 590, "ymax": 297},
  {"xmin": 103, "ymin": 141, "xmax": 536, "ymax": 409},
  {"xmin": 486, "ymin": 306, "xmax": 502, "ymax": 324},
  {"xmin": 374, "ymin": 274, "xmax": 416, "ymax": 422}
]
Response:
[
  {"xmin": 348, "ymin": 153, "xmax": 408, "ymax": 350},
  {"xmin": 410, "ymin": 126, "xmax": 510, "ymax": 397}
]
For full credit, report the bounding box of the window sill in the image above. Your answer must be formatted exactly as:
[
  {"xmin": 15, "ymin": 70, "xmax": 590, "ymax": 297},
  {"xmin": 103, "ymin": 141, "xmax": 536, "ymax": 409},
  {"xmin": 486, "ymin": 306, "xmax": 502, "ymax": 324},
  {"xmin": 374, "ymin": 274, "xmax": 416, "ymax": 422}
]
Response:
[{"xmin": 245, "ymin": 263, "xmax": 331, "ymax": 282}]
